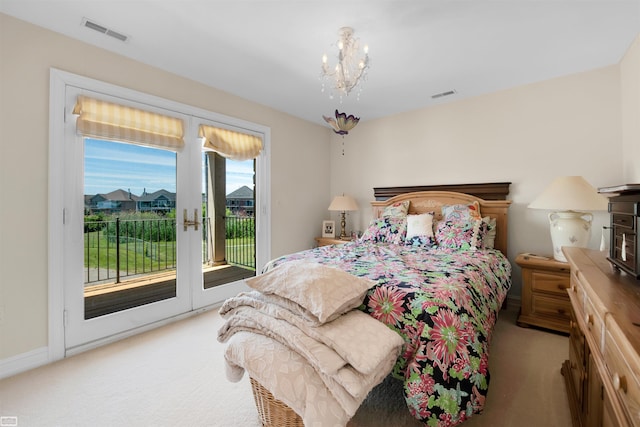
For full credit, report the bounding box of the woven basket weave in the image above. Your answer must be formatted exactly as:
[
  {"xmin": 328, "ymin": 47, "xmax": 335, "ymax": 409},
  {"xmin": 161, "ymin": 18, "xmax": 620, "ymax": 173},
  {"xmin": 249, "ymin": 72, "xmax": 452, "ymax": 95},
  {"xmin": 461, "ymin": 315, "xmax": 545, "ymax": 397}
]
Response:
[{"xmin": 250, "ymin": 377, "xmax": 304, "ymax": 427}]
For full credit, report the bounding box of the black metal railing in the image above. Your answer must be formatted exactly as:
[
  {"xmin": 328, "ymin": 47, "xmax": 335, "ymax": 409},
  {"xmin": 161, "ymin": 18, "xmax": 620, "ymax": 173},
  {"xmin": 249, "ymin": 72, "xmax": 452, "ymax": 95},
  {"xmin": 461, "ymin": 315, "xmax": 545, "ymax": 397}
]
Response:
[
  {"xmin": 223, "ymin": 215, "xmax": 255, "ymax": 269},
  {"xmin": 84, "ymin": 217, "xmax": 177, "ymax": 284},
  {"xmin": 84, "ymin": 215, "xmax": 255, "ymax": 285}
]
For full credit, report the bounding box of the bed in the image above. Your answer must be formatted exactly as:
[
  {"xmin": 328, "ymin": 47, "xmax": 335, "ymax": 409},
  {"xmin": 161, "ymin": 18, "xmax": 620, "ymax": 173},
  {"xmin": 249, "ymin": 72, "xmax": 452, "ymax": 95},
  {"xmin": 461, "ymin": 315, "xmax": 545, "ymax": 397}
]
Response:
[{"xmin": 221, "ymin": 184, "xmax": 512, "ymax": 427}]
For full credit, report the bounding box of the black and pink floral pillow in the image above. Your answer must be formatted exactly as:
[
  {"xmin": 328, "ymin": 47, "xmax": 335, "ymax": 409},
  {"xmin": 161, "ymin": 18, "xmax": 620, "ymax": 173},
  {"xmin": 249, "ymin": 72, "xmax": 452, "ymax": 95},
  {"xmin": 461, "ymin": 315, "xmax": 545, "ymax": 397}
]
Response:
[
  {"xmin": 435, "ymin": 218, "xmax": 489, "ymax": 250},
  {"xmin": 360, "ymin": 216, "xmax": 407, "ymax": 245}
]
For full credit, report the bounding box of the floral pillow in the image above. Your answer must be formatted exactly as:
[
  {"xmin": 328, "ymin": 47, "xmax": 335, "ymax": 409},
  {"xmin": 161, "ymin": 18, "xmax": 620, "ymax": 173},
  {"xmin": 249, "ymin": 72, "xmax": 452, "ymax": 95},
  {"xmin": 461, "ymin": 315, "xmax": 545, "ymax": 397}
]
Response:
[
  {"xmin": 404, "ymin": 212, "xmax": 436, "ymax": 248},
  {"xmin": 441, "ymin": 201, "xmax": 481, "ymax": 222},
  {"xmin": 360, "ymin": 216, "xmax": 407, "ymax": 245},
  {"xmin": 381, "ymin": 200, "xmax": 410, "ymax": 218},
  {"xmin": 435, "ymin": 218, "xmax": 488, "ymax": 251}
]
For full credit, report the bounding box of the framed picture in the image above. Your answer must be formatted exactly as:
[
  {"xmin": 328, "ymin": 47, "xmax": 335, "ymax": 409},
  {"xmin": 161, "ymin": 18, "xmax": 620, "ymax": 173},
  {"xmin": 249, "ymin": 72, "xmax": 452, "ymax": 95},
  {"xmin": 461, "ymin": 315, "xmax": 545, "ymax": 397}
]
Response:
[{"xmin": 322, "ymin": 220, "xmax": 335, "ymax": 238}]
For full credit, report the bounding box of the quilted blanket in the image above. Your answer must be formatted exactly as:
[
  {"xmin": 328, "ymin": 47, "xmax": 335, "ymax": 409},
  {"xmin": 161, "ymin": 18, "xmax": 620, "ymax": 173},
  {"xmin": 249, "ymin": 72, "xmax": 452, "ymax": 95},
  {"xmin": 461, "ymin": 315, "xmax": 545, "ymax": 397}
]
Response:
[
  {"xmin": 266, "ymin": 240, "xmax": 512, "ymax": 427},
  {"xmin": 218, "ymin": 288, "xmax": 404, "ymax": 426}
]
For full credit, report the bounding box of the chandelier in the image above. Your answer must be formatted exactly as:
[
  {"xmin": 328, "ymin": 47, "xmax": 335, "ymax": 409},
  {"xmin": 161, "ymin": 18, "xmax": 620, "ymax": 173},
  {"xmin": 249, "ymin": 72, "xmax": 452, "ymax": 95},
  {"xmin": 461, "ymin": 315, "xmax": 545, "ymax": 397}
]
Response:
[{"xmin": 320, "ymin": 27, "xmax": 370, "ymax": 100}]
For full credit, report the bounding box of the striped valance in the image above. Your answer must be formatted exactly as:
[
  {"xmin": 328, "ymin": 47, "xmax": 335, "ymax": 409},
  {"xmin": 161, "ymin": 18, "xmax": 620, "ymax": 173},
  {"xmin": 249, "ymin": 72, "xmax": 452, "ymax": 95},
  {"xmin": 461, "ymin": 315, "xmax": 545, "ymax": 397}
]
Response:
[
  {"xmin": 72, "ymin": 96, "xmax": 185, "ymax": 151},
  {"xmin": 199, "ymin": 125, "xmax": 263, "ymax": 161}
]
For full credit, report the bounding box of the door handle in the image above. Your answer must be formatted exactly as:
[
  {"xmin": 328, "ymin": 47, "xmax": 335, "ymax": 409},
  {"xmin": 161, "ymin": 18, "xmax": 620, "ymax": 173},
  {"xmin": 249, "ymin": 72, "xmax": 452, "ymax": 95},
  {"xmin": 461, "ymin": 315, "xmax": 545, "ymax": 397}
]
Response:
[{"xmin": 183, "ymin": 208, "xmax": 200, "ymax": 231}]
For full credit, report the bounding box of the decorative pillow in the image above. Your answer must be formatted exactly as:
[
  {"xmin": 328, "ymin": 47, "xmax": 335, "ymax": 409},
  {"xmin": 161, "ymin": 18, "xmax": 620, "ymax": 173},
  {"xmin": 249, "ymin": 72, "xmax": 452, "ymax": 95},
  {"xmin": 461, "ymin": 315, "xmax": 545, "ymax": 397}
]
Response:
[
  {"xmin": 435, "ymin": 218, "xmax": 488, "ymax": 251},
  {"xmin": 245, "ymin": 261, "xmax": 375, "ymax": 324},
  {"xmin": 404, "ymin": 212, "xmax": 436, "ymax": 248},
  {"xmin": 482, "ymin": 216, "xmax": 497, "ymax": 249},
  {"xmin": 360, "ymin": 216, "xmax": 407, "ymax": 245},
  {"xmin": 441, "ymin": 201, "xmax": 481, "ymax": 222},
  {"xmin": 381, "ymin": 200, "xmax": 410, "ymax": 218}
]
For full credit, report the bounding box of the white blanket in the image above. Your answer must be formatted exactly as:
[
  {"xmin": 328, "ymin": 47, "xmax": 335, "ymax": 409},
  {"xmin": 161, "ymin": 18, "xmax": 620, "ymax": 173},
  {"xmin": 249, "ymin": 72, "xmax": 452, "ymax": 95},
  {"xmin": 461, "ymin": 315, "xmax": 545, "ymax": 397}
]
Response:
[{"xmin": 218, "ymin": 290, "xmax": 404, "ymax": 426}]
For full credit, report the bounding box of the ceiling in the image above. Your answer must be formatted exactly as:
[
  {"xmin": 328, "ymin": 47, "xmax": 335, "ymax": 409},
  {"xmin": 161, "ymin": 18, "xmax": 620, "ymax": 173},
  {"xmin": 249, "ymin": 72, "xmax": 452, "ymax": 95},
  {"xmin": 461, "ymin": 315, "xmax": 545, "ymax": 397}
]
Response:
[{"xmin": 2, "ymin": 1, "xmax": 640, "ymax": 127}]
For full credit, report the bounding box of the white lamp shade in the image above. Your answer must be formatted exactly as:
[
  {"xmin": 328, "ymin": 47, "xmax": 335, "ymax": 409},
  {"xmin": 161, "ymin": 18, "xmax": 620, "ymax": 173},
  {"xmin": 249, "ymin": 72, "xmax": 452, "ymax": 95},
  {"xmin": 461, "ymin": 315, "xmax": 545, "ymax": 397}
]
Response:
[
  {"xmin": 528, "ymin": 176, "xmax": 608, "ymax": 211},
  {"xmin": 528, "ymin": 176, "xmax": 608, "ymax": 262},
  {"xmin": 328, "ymin": 195, "xmax": 359, "ymax": 212}
]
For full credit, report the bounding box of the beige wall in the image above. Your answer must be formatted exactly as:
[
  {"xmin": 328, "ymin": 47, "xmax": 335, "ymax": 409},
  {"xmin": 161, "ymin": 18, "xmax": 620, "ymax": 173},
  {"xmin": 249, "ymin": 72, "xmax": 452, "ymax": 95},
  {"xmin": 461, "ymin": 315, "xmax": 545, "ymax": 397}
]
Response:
[
  {"xmin": 0, "ymin": 14, "xmax": 331, "ymax": 360},
  {"xmin": 329, "ymin": 63, "xmax": 631, "ymax": 297},
  {"xmin": 621, "ymin": 34, "xmax": 640, "ymax": 182}
]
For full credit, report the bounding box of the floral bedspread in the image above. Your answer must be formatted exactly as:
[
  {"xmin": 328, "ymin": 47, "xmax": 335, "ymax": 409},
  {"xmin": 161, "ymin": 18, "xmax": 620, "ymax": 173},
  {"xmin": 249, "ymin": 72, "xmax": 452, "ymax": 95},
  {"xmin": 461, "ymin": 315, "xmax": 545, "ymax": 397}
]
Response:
[{"xmin": 266, "ymin": 240, "xmax": 511, "ymax": 427}]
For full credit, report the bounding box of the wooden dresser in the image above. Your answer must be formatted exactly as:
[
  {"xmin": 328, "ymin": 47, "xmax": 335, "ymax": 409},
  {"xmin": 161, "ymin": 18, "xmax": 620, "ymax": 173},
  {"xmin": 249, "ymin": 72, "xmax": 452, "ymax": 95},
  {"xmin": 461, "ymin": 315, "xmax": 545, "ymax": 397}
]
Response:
[{"xmin": 562, "ymin": 247, "xmax": 640, "ymax": 427}]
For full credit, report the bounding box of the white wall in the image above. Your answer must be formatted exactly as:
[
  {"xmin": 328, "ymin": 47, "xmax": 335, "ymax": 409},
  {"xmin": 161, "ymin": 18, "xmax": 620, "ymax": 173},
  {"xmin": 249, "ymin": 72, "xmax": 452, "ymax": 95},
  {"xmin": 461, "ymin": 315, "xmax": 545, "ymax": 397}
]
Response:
[
  {"xmin": 621, "ymin": 35, "xmax": 640, "ymax": 182},
  {"xmin": 329, "ymin": 64, "xmax": 631, "ymax": 299},
  {"xmin": 0, "ymin": 13, "xmax": 331, "ymax": 361}
]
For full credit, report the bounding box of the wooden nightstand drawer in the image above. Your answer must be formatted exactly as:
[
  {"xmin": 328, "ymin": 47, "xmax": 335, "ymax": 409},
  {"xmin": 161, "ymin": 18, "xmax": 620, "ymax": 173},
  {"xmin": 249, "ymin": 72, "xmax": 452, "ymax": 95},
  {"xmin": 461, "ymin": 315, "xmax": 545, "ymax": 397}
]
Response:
[
  {"xmin": 531, "ymin": 293, "xmax": 572, "ymax": 322},
  {"xmin": 531, "ymin": 270, "xmax": 570, "ymax": 296},
  {"xmin": 604, "ymin": 320, "xmax": 640, "ymax": 425}
]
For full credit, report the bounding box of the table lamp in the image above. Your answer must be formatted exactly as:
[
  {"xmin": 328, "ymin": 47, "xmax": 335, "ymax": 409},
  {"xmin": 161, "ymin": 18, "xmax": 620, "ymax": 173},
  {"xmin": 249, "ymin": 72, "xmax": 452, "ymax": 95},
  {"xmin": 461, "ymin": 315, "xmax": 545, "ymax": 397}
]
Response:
[
  {"xmin": 528, "ymin": 176, "xmax": 608, "ymax": 262},
  {"xmin": 328, "ymin": 195, "xmax": 359, "ymax": 240}
]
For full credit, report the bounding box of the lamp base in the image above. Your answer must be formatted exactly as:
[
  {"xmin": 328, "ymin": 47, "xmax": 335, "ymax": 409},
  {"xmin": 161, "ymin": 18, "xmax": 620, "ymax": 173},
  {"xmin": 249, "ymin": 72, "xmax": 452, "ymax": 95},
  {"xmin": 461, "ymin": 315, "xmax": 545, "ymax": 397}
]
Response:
[
  {"xmin": 548, "ymin": 210, "xmax": 593, "ymax": 262},
  {"xmin": 338, "ymin": 211, "xmax": 348, "ymax": 239}
]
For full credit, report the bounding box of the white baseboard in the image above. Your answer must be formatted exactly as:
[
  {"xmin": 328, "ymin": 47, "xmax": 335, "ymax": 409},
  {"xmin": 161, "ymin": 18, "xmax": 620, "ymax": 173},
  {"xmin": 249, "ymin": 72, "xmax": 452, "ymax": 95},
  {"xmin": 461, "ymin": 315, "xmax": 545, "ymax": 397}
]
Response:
[{"xmin": 0, "ymin": 346, "xmax": 49, "ymax": 380}]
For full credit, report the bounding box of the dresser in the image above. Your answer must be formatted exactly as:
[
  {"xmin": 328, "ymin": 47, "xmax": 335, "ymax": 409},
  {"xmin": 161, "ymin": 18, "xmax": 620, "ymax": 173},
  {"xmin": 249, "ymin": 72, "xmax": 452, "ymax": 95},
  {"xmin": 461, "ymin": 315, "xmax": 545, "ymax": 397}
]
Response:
[
  {"xmin": 516, "ymin": 253, "xmax": 571, "ymax": 333},
  {"xmin": 561, "ymin": 247, "xmax": 640, "ymax": 427}
]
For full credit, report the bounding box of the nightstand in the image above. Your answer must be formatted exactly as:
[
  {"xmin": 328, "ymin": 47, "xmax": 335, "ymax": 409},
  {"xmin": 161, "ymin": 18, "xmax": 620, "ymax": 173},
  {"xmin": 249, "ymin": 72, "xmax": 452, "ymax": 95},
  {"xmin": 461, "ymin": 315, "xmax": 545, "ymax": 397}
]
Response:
[
  {"xmin": 516, "ymin": 253, "xmax": 571, "ymax": 334},
  {"xmin": 314, "ymin": 237, "xmax": 352, "ymax": 247}
]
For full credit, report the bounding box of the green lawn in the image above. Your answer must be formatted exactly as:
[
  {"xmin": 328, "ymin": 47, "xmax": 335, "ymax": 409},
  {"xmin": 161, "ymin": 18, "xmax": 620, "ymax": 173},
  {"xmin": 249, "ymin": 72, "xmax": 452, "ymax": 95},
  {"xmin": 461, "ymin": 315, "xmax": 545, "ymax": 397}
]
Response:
[
  {"xmin": 85, "ymin": 234, "xmax": 176, "ymax": 274},
  {"xmin": 85, "ymin": 234, "xmax": 255, "ymax": 280}
]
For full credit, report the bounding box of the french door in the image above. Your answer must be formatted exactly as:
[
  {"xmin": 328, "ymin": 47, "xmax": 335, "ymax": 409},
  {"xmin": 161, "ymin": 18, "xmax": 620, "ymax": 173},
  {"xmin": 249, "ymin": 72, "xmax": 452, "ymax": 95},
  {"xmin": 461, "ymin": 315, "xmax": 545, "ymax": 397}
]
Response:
[
  {"xmin": 52, "ymin": 72, "xmax": 270, "ymax": 354},
  {"xmin": 62, "ymin": 87, "xmax": 203, "ymax": 350}
]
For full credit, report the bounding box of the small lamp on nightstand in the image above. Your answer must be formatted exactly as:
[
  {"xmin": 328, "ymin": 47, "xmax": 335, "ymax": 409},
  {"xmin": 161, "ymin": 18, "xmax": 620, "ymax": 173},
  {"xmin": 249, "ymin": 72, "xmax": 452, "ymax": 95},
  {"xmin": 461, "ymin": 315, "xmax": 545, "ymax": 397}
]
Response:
[
  {"xmin": 328, "ymin": 195, "xmax": 359, "ymax": 240},
  {"xmin": 528, "ymin": 176, "xmax": 608, "ymax": 262}
]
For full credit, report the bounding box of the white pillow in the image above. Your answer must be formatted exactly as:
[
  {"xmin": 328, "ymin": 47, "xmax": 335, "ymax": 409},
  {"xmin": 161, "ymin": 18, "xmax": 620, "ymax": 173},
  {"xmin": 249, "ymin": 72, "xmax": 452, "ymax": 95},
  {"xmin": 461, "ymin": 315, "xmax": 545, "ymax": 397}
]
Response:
[
  {"xmin": 406, "ymin": 213, "xmax": 434, "ymax": 239},
  {"xmin": 245, "ymin": 261, "xmax": 376, "ymax": 324}
]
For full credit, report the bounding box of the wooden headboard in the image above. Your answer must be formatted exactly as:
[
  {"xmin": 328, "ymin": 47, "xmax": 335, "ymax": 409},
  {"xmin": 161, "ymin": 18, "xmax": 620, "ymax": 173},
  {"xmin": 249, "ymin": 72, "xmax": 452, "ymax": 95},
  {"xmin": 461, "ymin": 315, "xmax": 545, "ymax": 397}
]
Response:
[{"xmin": 370, "ymin": 185, "xmax": 511, "ymax": 255}]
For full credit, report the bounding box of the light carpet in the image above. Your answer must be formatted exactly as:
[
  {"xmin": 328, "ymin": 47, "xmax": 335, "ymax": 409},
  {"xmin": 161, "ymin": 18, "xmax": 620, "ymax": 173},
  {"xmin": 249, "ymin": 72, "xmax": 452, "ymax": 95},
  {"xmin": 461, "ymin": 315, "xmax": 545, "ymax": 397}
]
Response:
[{"xmin": 0, "ymin": 305, "xmax": 571, "ymax": 427}]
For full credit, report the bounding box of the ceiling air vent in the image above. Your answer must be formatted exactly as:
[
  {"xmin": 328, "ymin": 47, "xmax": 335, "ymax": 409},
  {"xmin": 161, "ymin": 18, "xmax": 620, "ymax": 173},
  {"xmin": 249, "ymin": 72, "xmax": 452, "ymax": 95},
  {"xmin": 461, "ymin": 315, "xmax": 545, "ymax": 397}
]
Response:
[
  {"xmin": 431, "ymin": 90, "xmax": 457, "ymax": 99},
  {"xmin": 82, "ymin": 18, "xmax": 129, "ymax": 42}
]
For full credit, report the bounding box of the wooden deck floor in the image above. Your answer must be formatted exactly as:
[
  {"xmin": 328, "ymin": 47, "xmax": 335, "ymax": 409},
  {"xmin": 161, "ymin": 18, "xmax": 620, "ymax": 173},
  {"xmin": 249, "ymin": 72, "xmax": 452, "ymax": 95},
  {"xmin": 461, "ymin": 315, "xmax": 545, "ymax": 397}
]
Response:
[{"xmin": 84, "ymin": 265, "xmax": 254, "ymax": 318}]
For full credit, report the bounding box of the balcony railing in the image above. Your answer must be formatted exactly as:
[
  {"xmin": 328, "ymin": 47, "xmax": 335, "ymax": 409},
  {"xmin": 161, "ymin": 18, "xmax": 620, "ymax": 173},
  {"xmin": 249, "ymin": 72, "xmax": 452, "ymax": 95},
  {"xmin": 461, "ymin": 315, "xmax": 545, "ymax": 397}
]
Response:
[{"xmin": 84, "ymin": 215, "xmax": 255, "ymax": 285}]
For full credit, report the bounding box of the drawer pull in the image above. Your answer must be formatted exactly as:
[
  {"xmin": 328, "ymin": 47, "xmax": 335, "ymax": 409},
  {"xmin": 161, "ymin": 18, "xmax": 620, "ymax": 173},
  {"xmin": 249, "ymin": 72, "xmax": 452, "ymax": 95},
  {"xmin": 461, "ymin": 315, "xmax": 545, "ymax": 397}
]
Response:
[
  {"xmin": 585, "ymin": 314, "xmax": 594, "ymax": 329},
  {"xmin": 612, "ymin": 373, "xmax": 627, "ymax": 393}
]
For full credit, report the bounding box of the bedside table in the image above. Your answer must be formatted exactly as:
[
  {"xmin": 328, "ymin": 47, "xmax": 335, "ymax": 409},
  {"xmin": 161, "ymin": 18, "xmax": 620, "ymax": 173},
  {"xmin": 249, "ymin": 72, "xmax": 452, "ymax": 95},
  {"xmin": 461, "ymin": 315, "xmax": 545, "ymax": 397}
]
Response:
[
  {"xmin": 315, "ymin": 237, "xmax": 352, "ymax": 247},
  {"xmin": 516, "ymin": 253, "xmax": 571, "ymax": 334}
]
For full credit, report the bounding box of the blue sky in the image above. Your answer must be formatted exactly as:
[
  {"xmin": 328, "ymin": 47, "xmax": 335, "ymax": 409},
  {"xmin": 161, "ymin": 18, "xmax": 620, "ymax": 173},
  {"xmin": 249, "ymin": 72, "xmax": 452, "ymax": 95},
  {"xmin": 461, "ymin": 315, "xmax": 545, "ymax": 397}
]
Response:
[{"xmin": 84, "ymin": 138, "xmax": 254, "ymax": 196}]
